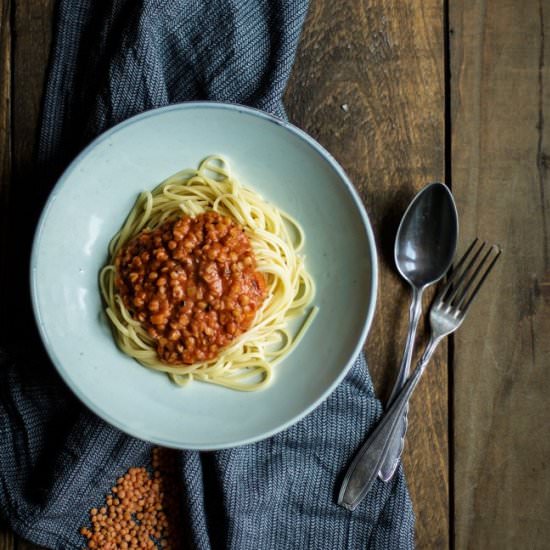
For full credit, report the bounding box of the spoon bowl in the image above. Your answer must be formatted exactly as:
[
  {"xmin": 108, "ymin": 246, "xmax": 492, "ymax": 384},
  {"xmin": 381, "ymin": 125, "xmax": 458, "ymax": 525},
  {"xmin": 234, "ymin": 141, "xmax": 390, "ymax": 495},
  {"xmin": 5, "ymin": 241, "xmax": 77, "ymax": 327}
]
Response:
[{"xmin": 395, "ymin": 182, "xmax": 458, "ymax": 288}]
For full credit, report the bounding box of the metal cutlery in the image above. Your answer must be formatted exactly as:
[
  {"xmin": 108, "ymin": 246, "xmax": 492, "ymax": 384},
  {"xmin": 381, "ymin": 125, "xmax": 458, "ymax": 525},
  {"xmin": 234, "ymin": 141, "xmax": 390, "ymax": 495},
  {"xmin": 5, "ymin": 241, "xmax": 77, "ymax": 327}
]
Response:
[
  {"xmin": 379, "ymin": 183, "xmax": 458, "ymax": 481},
  {"xmin": 338, "ymin": 239, "xmax": 502, "ymax": 511}
]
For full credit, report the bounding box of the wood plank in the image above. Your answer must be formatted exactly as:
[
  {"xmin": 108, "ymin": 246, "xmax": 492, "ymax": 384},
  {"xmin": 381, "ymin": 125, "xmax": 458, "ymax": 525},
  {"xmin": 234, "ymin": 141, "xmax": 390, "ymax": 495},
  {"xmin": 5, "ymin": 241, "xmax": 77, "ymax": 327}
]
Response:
[
  {"xmin": 0, "ymin": 1, "xmax": 15, "ymax": 548},
  {"xmin": 450, "ymin": 0, "xmax": 550, "ymax": 548},
  {"xmin": 12, "ymin": 0, "xmax": 54, "ymax": 171},
  {"xmin": 285, "ymin": 1, "xmax": 448, "ymax": 547},
  {"xmin": 0, "ymin": 527, "xmax": 14, "ymax": 550},
  {"xmin": 1, "ymin": 0, "xmax": 54, "ymax": 349},
  {"xmin": 0, "ymin": 0, "xmax": 12, "ymax": 344},
  {"xmin": 3, "ymin": 0, "xmax": 53, "ymax": 548}
]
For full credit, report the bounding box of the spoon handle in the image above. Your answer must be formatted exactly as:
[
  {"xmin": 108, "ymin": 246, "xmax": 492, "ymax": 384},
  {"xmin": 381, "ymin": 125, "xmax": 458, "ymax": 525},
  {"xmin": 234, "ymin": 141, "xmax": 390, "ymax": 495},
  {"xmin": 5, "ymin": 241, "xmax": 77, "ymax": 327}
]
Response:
[{"xmin": 378, "ymin": 286, "xmax": 423, "ymax": 481}]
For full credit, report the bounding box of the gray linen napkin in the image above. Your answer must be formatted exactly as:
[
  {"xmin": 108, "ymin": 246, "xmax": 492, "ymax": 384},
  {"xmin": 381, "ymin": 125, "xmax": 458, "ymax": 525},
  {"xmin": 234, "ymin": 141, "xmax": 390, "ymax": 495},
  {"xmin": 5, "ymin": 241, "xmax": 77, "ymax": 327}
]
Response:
[{"xmin": 0, "ymin": 1, "xmax": 415, "ymax": 548}]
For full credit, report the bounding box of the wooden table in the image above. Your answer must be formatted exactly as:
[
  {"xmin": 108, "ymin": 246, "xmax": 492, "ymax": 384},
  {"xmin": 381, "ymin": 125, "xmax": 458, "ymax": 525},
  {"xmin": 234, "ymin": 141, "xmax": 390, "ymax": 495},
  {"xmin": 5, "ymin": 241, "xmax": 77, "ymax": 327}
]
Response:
[{"xmin": 1, "ymin": 1, "xmax": 548, "ymax": 548}]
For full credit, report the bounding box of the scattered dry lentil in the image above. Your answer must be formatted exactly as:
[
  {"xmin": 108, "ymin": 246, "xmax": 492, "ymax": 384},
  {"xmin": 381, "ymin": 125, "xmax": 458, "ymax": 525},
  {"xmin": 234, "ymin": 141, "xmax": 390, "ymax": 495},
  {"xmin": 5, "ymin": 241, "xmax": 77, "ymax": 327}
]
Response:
[{"xmin": 80, "ymin": 448, "xmax": 184, "ymax": 549}]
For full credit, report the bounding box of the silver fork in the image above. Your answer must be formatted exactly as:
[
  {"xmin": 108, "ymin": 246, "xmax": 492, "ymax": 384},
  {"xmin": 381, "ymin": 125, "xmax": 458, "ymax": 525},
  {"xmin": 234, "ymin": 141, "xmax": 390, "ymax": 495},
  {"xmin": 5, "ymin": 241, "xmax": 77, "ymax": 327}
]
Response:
[{"xmin": 338, "ymin": 239, "xmax": 501, "ymax": 511}]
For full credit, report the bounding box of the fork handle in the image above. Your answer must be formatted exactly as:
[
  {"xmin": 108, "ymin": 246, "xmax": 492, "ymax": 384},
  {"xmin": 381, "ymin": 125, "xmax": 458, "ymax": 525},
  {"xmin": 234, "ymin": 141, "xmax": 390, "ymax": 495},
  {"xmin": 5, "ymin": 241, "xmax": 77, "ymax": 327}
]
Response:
[{"xmin": 337, "ymin": 335, "xmax": 442, "ymax": 511}]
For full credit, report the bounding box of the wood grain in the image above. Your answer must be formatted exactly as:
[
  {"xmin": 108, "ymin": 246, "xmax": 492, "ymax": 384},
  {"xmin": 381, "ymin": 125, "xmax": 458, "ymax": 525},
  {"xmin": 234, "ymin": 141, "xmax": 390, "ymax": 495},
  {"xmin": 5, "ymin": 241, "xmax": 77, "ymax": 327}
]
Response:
[
  {"xmin": 450, "ymin": 1, "xmax": 550, "ymax": 548},
  {"xmin": 0, "ymin": 3, "xmax": 13, "ymax": 549},
  {"xmin": 0, "ymin": 0, "xmax": 11, "ymax": 342},
  {"xmin": 3, "ymin": 0, "xmax": 55, "ymax": 349},
  {"xmin": 12, "ymin": 0, "xmax": 54, "ymax": 170},
  {"xmin": 285, "ymin": 1, "xmax": 449, "ymax": 548},
  {"xmin": 1, "ymin": 1, "xmax": 54, "ymax": 548},
  {"xmin": 0, "ymin": 526, "xmax": 14, "ymax": 550}
]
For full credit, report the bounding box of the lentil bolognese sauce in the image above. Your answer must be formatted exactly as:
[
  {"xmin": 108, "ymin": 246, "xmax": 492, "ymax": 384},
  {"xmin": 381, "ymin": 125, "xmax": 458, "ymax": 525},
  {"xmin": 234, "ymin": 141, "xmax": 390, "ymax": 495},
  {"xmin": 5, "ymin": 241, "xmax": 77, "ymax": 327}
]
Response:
[
  {"xmin": 115, "ymin": 211, "xmax": 267, "ymax": 365},
  {"xmin": 100, "ymin": 156, "xmax": 317, "ymax": 391}
]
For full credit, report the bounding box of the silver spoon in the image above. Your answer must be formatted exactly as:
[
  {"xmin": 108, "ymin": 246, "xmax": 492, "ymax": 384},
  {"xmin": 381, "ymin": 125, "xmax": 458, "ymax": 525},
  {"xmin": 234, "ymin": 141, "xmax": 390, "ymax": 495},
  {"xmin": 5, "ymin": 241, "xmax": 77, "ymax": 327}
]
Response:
[{"xmin": 378, "ymin": 182, "xmax": 458, "ymax": 482}]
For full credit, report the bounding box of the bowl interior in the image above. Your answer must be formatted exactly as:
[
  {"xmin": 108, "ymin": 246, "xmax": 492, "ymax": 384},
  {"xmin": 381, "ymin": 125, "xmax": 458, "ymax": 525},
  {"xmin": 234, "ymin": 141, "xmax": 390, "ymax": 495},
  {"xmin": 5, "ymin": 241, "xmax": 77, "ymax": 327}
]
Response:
[{"xmin": 31, "ymin": 103, "xmax": 377, "ymax": 449}]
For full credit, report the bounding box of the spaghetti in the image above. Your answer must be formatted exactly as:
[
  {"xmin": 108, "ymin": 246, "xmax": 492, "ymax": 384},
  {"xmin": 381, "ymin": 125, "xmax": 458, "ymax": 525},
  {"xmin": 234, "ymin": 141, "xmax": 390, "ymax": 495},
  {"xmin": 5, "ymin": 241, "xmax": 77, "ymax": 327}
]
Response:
[{"xmin": 100, "ymin": 156, "xmax": 316, "ymax": 391}]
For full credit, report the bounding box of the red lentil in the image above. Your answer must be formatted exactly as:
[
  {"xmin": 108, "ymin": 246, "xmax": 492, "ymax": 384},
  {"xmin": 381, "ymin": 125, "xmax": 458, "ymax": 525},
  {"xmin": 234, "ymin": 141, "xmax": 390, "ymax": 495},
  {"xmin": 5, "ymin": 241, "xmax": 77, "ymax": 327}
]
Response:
[
  {"xmin": 115, "ymin": 211, "xmax": 266, "ymax": 364},
  {"xmin": 80, "ymin": 448, "xmax": 183, "ymax": 549}
]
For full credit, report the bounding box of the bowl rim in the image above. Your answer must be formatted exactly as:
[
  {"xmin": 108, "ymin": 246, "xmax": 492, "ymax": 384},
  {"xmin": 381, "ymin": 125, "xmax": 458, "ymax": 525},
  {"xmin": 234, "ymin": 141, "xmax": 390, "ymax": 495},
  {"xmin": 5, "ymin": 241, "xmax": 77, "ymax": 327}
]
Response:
[{"xmin": 30, "ymin": 101, "xmax": 379, "ymax": 449}]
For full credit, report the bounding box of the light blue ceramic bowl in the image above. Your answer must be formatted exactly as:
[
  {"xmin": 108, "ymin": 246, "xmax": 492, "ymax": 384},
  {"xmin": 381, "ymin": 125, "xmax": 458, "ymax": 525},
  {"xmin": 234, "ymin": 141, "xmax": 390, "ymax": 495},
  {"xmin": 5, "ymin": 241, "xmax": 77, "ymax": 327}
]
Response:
[{"xmin": 31, "ymin": 102, "xmax": 378, "ymax": 449}]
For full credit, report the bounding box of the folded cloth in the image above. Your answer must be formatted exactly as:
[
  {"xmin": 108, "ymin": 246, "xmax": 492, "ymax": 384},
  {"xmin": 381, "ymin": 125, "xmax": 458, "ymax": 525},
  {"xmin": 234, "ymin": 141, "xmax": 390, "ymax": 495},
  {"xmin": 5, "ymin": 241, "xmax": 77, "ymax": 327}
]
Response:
[{"xmin": 0, "ymin": 1, "xmax": 415, "ymax": 548}]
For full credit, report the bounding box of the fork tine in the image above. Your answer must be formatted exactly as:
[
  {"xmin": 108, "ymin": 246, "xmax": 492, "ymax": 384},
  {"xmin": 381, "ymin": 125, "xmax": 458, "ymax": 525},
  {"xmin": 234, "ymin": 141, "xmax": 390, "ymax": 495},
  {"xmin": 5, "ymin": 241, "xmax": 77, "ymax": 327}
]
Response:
[
  {"xmin": 452, "ymin": 243, "xmax": 493, "ymax": 308},
  {"xmin": 458, "ymin": 245, "xmax": 502, "ymax": 313},
  {"xmin": 446, "ymin": 240, "xmax": 487, "ymax": 305},
  {"xmin": 435, "ymin": 238, "xmax": 482, "ymax": 304}
]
